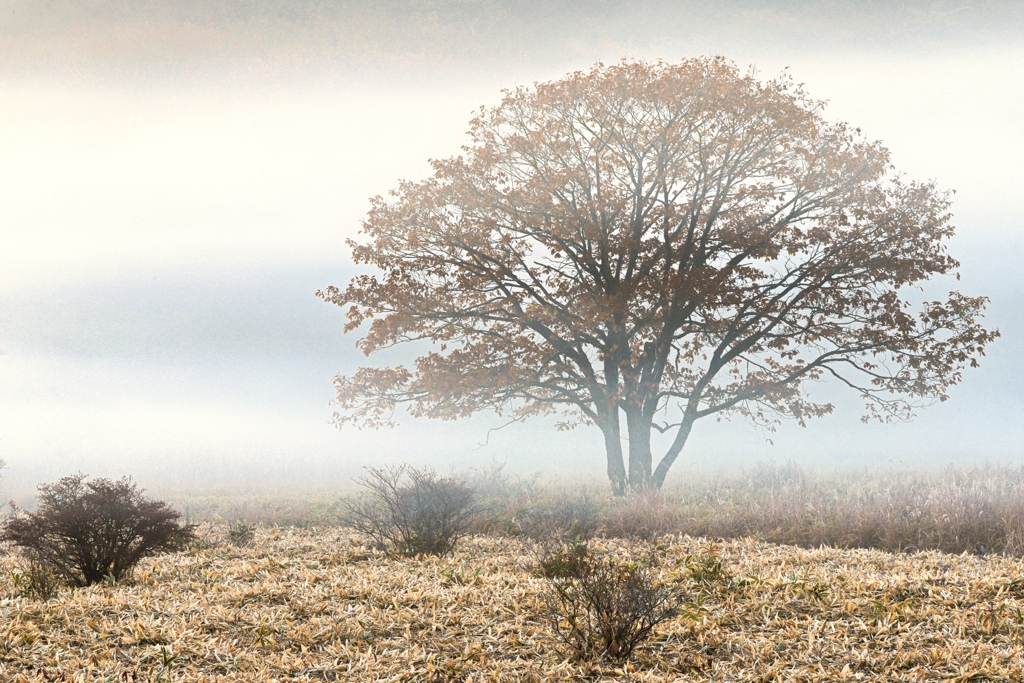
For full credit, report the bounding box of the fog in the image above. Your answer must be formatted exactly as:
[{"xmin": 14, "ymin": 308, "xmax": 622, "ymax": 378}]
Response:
[{"xmin": 2, "ymin": 1, "xmax": 1023, "ymax": 500}]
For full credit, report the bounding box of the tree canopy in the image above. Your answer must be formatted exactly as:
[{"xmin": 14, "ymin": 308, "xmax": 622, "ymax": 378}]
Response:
[{"xmin": 319, "ymin": 58, "xmax": 997, "ymax": 494}]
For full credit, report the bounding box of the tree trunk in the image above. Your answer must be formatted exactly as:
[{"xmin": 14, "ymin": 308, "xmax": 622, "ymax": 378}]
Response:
[
  {"xmin": 599, "ymin": 409, "xmax": 627, "ymax": 496},
  {"xmin": 652, "ymin": 415, "xmax": 695, "ymax": 488},
  {"xmin": 625, "ymin": 409, "xmax": 653, "ymax": 490}
]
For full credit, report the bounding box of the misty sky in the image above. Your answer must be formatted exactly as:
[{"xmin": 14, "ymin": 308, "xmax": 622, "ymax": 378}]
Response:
[{"xmin": 2, "ymin": 1, "xmax": 1023, "ymax": 498}]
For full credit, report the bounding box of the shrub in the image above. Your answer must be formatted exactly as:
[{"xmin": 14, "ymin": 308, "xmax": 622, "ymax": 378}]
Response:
[
  {"xmin": 9, "ymin": 553, "xmax": 60, "ymax": 600},
  {"xmin": 226, "ymin": 522, "xmax": 256, "ymax": 547},
  {"xmin": 540, "ymin": 542, "xmax": 688, "ymax": 662},
  {"xmin": 684, "ymin": 547, "xmax": 730, "ymax": 589},
  {"xmin": 345, "ymin": 465, "xmax": 475, "ymax": 558},
  {"xmin": 0, "ymin": 474, "xmax": 196, "ymax": 587}
]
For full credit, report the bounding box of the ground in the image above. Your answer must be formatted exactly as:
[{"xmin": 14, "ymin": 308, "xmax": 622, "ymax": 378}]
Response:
[{"xmin": 1, "ymin": 527, "xmax": 1022, "ymax": 681}]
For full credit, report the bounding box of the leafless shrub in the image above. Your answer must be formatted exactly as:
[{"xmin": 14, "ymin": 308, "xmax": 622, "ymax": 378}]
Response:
[
  {"xmin": 539, "ymin": 542, "xmax": 689, "ymax": 662},
  {"xmin": 345, "ymin": 465, "xmax": 475, "ymax": 558},
  {"xmin": 0, "ymin": 474, "xmax": 196, "ymax": 587}
]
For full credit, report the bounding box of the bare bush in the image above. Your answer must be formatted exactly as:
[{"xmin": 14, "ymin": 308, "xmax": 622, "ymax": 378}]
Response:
[
  {"xmin": 539, "ymin": 542, "xmax": 688, "ymax": 662},
  {"xmin": 0, "ymin": 474, "xmax": 196, "ymax": 587},
  {"xmin": 346, "ymin": 465, "xmax": 475, "ymax": 558}
]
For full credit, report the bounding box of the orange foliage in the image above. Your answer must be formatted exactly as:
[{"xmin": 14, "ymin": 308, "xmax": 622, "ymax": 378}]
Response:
[{"xmin": 319, "ymin": 58, "xmax": 997, "ymax": 494}]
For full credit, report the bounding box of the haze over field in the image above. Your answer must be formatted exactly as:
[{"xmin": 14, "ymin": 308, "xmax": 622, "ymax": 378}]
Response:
[{"xmin": 1, "ymin": 1, "xmax": 1023, "ymax": 499}]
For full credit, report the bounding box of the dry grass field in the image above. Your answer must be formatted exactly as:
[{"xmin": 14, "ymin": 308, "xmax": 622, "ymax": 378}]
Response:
[
  {"xmin": 161, "ymin": 463, "xmax": 1024, "ymax": 558},
  {"xmin": 2, "ymin": 525, "xmax": 1023, "ymax": 682}
]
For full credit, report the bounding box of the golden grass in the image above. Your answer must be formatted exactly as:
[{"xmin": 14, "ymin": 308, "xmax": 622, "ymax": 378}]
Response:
[
  {"xmin": 153, "ymin": 464, "xmax": 1024, "ymax": 557},
  {"xmin": 2, "ymin": 526, "xmax": 1023, "ymax": 681}
]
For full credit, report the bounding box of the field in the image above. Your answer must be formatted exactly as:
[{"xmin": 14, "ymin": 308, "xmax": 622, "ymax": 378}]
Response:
[{"xmin": 2, "ymin": 524, "xmax": 1023, "ymax": 682}]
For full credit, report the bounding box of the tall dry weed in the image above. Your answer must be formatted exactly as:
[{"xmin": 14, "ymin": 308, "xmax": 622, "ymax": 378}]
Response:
[{"xmin": 473, "ymin": 463, "xmax": 1024, "ymax": 557}]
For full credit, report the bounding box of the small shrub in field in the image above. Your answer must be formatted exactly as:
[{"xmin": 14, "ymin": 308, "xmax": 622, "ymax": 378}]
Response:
[
  {"xmin": 684, "ymin": 547, "xmax": 730, "ymax": 588},
  {"xmin": 345, "ymin": 465, "xmax": 475, "ymax": 558},
  {"xmin": 0, "ymin": 474, "xmax": 196, "ymax": 587},
  {"xmin": 537, "ymin": 540, "xmax": 592, "ymax": 579},
  {"xmin": 226, "ymin": 522, "xmax": 256, "ymax": 547},
  {"xmin": 540, "ymin": 542, "xmax": 689, "ymax": 662},
  {"xmin": 9, "ymin": 553, "xmax": 60, "ymax": 600}
]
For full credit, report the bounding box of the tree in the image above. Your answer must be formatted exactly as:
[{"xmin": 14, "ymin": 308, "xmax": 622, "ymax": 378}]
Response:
[{"xmin": 318, "ymin": 58, "xmax": 997, "ymax": 495}]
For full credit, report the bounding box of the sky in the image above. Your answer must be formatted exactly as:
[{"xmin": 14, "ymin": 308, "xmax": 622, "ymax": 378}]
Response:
[{"xmin": 1, "ymin": 1, "xmax": 1023, "ymax": 499}]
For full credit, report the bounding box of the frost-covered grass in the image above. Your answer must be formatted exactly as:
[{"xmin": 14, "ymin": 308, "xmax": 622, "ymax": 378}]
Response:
[{"xmin": 1, "ymin": 526, "xmax": 1023, "ymax": 681}]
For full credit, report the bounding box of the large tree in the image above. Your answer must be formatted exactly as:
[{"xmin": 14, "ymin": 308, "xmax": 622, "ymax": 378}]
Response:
[{"xmin": 319, "ymin": 58, "xmax": 997, "ymax": 495}]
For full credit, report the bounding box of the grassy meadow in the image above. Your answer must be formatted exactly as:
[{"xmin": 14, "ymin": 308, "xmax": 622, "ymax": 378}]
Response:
[{"xmin": 2, "ymin": 463, "xmax": 1024, "ymax": 681}]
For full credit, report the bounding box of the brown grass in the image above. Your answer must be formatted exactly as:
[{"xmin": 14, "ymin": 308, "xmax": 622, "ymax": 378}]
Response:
[
  {"xmin": 2, "ymin": 526, "xmax": 1023, "ymax": 680},
  {"xmin": 469, "ymin": 463, "xmax": 1024, "ymax": 557},
  {"xmin": 658, "ymin": 463, "xmax": 1024, "ymax": 556},
  {"xmin": 172, "ymin": 493, "xmax": 345, "ymax": 529},
  {"xmin": 152, "ymin": 463, "xmax": 1024, "ymax": 559}
]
